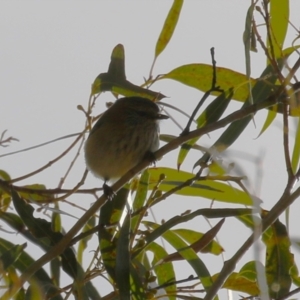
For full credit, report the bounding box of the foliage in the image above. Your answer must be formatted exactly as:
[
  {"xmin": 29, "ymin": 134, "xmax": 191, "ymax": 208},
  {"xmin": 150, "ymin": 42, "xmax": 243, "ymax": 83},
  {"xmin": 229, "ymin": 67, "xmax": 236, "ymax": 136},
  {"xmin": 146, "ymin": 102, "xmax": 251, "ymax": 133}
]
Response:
[{"xmin": 1, "ymin": 1, "xmax": 300, "ymax": 299}]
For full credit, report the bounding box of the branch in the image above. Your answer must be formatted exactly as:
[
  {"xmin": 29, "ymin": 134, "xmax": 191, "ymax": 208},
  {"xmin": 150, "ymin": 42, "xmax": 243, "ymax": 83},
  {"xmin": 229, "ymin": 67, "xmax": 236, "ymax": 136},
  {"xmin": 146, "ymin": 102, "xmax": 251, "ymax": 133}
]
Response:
[
  {"xmin": 203, "ymin": 184, "xmax": 300, "ymax": 300},
  {"xmin": 181, "ymin": 47, "xmax": 222, "ymax": 135},
  {"xmin": 3, "ymin": 65, "xmax": 299, "ymax": 298}
]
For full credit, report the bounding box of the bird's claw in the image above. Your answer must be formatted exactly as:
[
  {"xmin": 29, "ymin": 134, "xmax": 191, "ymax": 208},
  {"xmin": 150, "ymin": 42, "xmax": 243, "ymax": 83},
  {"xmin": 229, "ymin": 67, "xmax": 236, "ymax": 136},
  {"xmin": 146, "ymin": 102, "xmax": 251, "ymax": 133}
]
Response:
[{"xmin": 103, "ymin": 183, "xmax": 116, "ymax": 201}]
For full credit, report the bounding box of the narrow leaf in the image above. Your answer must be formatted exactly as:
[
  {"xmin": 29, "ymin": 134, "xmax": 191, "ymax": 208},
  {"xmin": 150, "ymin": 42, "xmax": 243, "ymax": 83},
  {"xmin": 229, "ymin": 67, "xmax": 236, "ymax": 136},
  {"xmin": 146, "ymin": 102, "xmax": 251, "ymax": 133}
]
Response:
[
  {"xmin": 145, "ymin": 221, "xmax": 216, "ymax": 296},
  {"xmin": 116, "ymin": 215, "xmax": 131, "ymax": 300},
  {"xmin": 212, "ymin": 271, "xmax": 259, "ymax": 296},
  {"xmin": 262, "ymin": 218, "xmax": 293, "ymax": 298},
  {"xmin": 11, "ymin": 190, "xmax": 88, "ymax": 298},
  {"xmin": 99, "ymin": 186, "xmax": 129, "ymax": 280},
  {"xmin": 173, "ymin": 228, "xmax": 223, "ymax": 255},
  {"xmin": 146, "ymin": 242, "xmax": 177, "ymax": 299},
  {"xmin": 257, "ymin": 109, "xmax": 277, "ymax": 138},
  {"xmin": 77, "ymin": 216, "xmax": 95, "ymax": 264},
  {"xmin": 178, "ymin": 89, "xmax": 233, "ymax": 169},
  {"xmin": 291, "ymin": 117, "xmax": 300, "ymax": 173},
  {"xmin": 268, "ymin": 0, "xmax": 289, "ymax": 58},
  {"xmin": 91, "ymin": 44, "xmax": 165, "ymax": 100},
  {"xmin": 0, "ymin": 238, "xmax": 63, "ymax": 300},
  {"xmin": 162, "ymin": 219, "xmax": 225, "ymax": 263},
  {"xmin": 20, "ymin": 184, "xmax": 53, "ymax": 202},
  {"xmin": 195, "ymin": 58, "xmax": 284, "ymax": 168},
  {"xmin": 131, "ymin": 170, "xmax": 150, "ymax": 234},
  {"xmin": 243, "ymin": 3, "xmax": 256, "ymax": 105},
  {"xmin": 155, "ymin": 0, "xmax": 183, "ymax": 58},
  {"xmin": 0, "ymin": 243, "xmax": 26, "ymax": 271},
  {"xmin": 159, "ymin": 63, "xmax": 256, "ymax": 102},
  {"xmin": 133, "ymin": 208, "xmax": 251, "ymax": 259},
  {"xmin": 148, "ymin": 167, "xmax": 257, "ymax": 205}
]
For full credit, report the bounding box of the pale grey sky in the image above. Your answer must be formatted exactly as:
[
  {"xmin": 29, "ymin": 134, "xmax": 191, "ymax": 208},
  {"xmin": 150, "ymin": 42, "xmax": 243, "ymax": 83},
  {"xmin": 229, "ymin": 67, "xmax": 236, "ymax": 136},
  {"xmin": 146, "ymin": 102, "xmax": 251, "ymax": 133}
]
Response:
[{"xmin": 1, "ymin": 1, "xmax": 300, "ymax": 299}]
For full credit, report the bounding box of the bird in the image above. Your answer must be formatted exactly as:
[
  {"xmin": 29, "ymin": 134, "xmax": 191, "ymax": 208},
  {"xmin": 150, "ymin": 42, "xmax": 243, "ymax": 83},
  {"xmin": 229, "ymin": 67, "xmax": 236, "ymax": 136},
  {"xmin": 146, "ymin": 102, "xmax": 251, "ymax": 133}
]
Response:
[{"xmin": 84, "ymin": 96, "xmax": 168, "ymax": 199}]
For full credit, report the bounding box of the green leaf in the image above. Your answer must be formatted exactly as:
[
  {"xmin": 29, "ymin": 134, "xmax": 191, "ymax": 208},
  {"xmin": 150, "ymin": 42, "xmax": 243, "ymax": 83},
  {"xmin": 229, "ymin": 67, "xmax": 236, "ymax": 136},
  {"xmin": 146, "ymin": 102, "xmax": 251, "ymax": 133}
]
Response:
[
  {"xmin": 2, "ymin": 268, "xmax": 26, "ymax": 299},
  {"xmin": 159, "ymin": 63, "xmax": 256, "ymax": 102},
  {"xmin": 160, "ymin": 220, "xmax": 224, "ymax": 263},
  {"xmin": 129, "ymin": 261, "xmax": 147, "ymax": 300},
  {"xmin": 238, "ymin": 261, "xmax": 259, "ymax": 282},
  {"xmin": 131, "ymin": 170, "xmax": 150, "ymax": 234},
  {"xmin": 51, "ymin": 202, "xmax": 61, "ymax": 232},
  {"xmin": 173, "ymin": 228, "xmax": 223, "ymax": 256},
  {"xmin": 257, "ymin": 109, "xmax": 277, "ymax": 138},
  {"xmin": 0, "ymin": 243, "xmax": 26, "ymax": 271},
  {"xmin": 178, "ymin": 89, "xmax": 233, "ymax": 169},
  {"xmin": 148, "ymin": 167, "xmax": 256, "ymax": 205},
  {"xmin": 11, "ymin": 190, "xmax": 89, "ymax": 299},
  {"xmin": 20, "ymin": 184, "xmax": 53, "ymax": 202},
  {"xmin": 26, "ymin": 280, "xmax": 48, "ymax": 300},
  {"xmin": 212, "ymin": 271, "xmax": 259, "ymax": 295},
  {"xmin": 116, "ymin": 214, "xmax": 131, "ymax": 300},
  {"xmin": 0, "ymin": 211, "xmax": 52, "ymax": 245},
  {"xmin": 290, "ymin": 263, "xmax": 300, "ymax": 287},
  {"xmin": 132, "ymin": 208, "xmax": 252, "ymax": 260},
  {"xmin": 262, "ymin": 218, "xmax": 293, "ymax": 298},
  {"xmin": 243, "ymin": 2, "xmax": 256, "ymax": 105},
  {"xmin": 77, "ymin": 216, "xmax": 95, "ymax": 264},
  {"xmin": 291, "ymin": 117, "xmax": 300, "ymax": 174},
  {"xmin": 0, "ymin": 170, "xmax": 11, "ymax": 212},
  {"xmin": 146, "ymin": 242, "xmax": 177, "ymax": 300},
  {"xmin": 0, "ymin": 238, "xmax": 63, "ymax": 300},
  {"xmin": 145, "ymin": 221, "xmax": 217, "ymax": 296},
  {"xmin": 0, "ymin": 169, "xmax": 11, "ymax": 181},
  {"xmin": 91, "ymin": 44, "xmax": 165, "ymax": 100},
  {"xmin": 268, "ymin": 0, "xmax": 289, "ymax": 58},
  {"xmin": 155, "ymin": 0, "xmax": 183, "ymax": 58},
  {"xmin": 196, "ymin": 58, "xmax": 284, "ymax": 167},
  {"xmin": 99, "ymin": 186, "xmax": 129, "ymax": 280}
]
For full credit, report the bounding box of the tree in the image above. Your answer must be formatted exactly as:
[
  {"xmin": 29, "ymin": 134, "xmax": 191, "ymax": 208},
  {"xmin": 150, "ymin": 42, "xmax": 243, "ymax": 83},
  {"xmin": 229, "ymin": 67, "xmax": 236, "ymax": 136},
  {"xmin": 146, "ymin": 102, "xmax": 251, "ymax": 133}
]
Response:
[{"xmin": 1, "ymin": 1, "xmax": 300, "ymax": 299}]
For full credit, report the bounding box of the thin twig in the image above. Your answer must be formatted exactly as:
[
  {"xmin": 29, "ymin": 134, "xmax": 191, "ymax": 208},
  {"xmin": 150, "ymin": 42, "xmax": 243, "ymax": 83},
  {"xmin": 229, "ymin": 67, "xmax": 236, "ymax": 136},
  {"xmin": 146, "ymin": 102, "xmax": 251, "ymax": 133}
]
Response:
[
  {"xmin": 3, "ymin": 60, "xmax": 300, "ymax": 298},
  {"xmin": 9, "ymin": 130, "xmax": 87, "ymax": 183},
  {"xmin": 181, "ymin": 47, "xmax": 223, "ymax": 135},
  {"xmin": 0, "ymin": 180, "xmax": 102, "ymax": 196},
  {"xmin": 0, "ymin": 130, "xmax": 19, "ymax": 148}
]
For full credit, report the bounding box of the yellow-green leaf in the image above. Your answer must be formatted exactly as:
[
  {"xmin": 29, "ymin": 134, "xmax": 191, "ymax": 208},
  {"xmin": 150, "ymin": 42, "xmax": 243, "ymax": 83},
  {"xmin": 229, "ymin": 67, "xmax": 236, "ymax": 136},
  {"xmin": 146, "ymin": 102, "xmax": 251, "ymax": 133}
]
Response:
[
  {"xmin": 19, "ymin": 184, "xmax": 53, "ymax": 202},
  {"xmin": 0, "ymin": 170, "xmax": 11, "ymax": 181},
  {"xmin": 145, "ymin": 221, "xmax": 216, "ymax": 295},
  {"xmin": 268, "ymin": 0, "xmax": 289, "ymax": 58},
  {"xmin": 173, "ymin": 228, "xmax": 223, "ymax": 255},
  {"xmin": 262, "ymin": 218, "xmax": 293, "ymax": 298},
  {"xmin": 99, "ymin": 186, "xmax": 130, "ymax": 280},
  {"xmin": 239, "ymin": 261, "xmax": 259, "ymax": 282},
  {"xmin": 177, "ymin": 89, "xmax": 233, "ymax": 169},
  {"xmin": 145, "ymin": 242, "xmax": 177, "ymax": 300},
  {"xmin": 195, "ymin": 58, "xmax": 284, "ymax": 168},
  {"xmin": 77, "ymin": 216, "xmax": 95, "ymax": 264},
  {"xmin": 91, "ymin": 44, "xmax": 165, "ymax": 100},
  {"xmin": 243, "ymin": 3, "xmax": 256, "ymax": 105},
  {"xmin": 155, "ymin": 0, "xmax": 183, "ymax": 58},
  {"xmin": 159, "ymin": 63, "xmax": 256, "ymax": 102},
  {"xmin": 131, "ymin": 170, "xmax": 150, "ymax": 234},
  {"xmin": 257, "ymin": 109, "xmax": 277, "ymax": 138},
  {"xmin": 291, "ymin": 117, "xmax": 300, "ymax": 173},
  {"xmin": 212, "ymin": 271, "xmax": 260, "ymax": 295},
  {"xmin": 148, "ymin": 167, "xmax": 256, "ymax": 205}
]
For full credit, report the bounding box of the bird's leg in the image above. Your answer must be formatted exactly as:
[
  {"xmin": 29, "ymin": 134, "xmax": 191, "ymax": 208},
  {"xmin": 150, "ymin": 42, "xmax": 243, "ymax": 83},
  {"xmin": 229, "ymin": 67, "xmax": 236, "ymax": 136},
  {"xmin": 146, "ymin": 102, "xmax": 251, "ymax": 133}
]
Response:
[
  {"xmin": 103, "ymin": 182, "xmax": 116, "ymax": 201},
  {"xmin": 144, "ymin": 151, "xmax": 157, "ymax": 166}
]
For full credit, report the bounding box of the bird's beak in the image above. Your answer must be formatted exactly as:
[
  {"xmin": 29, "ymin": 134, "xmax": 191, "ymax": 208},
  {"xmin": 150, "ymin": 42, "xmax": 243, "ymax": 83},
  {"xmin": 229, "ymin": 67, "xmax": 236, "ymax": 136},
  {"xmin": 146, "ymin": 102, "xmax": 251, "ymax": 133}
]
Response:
[{"xmin": 157, "ymin": 113, "xmax": 169, "ymax": 120}]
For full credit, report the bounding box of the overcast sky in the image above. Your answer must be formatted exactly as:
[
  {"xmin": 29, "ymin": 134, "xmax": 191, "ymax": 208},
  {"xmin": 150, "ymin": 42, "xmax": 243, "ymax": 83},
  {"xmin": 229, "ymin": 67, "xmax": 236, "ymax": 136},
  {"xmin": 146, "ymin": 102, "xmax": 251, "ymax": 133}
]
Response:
[{"xmin": 1, "ymin": 1, "xmax": 300, "ymax": 299}]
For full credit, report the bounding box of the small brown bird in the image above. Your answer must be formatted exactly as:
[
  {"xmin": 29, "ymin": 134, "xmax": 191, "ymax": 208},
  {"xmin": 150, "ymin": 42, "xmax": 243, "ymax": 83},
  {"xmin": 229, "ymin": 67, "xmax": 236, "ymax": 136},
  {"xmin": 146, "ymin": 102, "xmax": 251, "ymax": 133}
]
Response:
[{"xmin": 84, "ymin": 96, "xmax": 168, "ymax": 198}]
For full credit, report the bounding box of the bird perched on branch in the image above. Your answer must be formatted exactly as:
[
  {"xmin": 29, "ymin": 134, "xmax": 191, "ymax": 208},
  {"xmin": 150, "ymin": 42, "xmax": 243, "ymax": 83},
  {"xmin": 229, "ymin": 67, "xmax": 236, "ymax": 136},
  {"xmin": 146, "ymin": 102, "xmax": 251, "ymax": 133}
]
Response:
[{"xmin": 84, "ymin": 96, "xmax": 168, "ymax": 199}]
